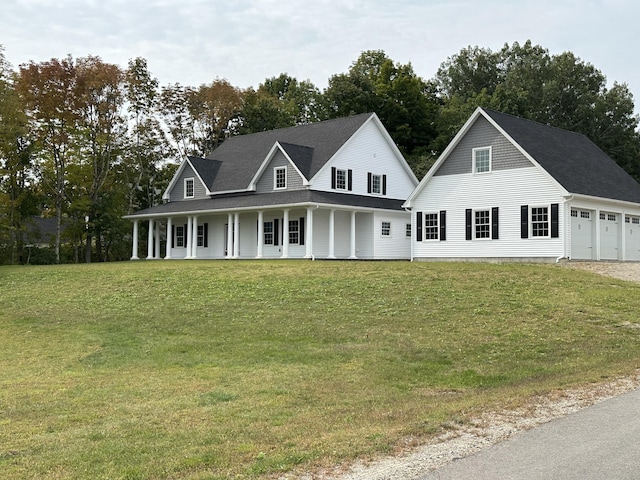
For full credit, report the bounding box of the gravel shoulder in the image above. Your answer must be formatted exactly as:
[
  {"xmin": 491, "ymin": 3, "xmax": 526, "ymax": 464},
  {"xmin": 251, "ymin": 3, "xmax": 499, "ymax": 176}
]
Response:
[{"xmin": 286, "ymin": 262, "xmax": 640, "ymax": 480}]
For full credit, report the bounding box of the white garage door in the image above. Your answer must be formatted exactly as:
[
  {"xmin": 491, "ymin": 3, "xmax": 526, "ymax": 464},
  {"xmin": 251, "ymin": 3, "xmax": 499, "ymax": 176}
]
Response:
[
  {"xmin": 600, "ymin": 212, "xmax": 620, "ymax": 260},
  {"xmin": 571, "ymin": 209, "xmax": 594, "ymax": 260},
  {"xmin": 625, "ymin": 216, "xmax": 640, "ymax": 261}
]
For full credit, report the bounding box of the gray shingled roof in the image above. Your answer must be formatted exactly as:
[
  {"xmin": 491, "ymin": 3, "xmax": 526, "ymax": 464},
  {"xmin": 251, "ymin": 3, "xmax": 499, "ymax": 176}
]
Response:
[
  {"xmin": 189, "ymin": 113, "xmax": 373, "ymax": 193},
  {"xmin": 484, "ymin": 109, "xmax": 640, "ymax": 204},
  {"xmin": 127, "ymin": 190, "xmax": 405, "ymax": 217}
]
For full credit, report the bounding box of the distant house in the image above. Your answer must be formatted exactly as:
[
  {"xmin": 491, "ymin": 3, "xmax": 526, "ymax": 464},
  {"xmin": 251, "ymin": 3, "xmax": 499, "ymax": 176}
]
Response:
[
  {"xmin": 125, "ymin": 113, "xmax": 419, "ymax": 260},
  {"xmin": 404, "ymin": 107, "xmax": 640, "ymax": 262}
]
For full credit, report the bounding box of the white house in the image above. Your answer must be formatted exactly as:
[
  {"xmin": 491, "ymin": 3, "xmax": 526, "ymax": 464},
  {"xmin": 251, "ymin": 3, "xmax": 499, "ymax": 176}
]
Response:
[
  {"xmin": 125, "ymin": 113, "xmax": 419, "ymax": 260},
  {"xmin": 403, "ymin": 107, "xmax": 640, "ymax": 262}
]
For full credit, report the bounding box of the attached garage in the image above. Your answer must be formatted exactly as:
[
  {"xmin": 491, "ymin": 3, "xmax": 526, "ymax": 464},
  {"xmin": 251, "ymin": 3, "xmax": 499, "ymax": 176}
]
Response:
[
  {"xmin": 599, "ymin": 211, "xmax": 621, "ymax": 260},
  {"xmin": 625, "ymin": 215, "xmax": 640, "ymax": 261},
  {"xmin": 570, "ymin": 209, "xmax": 595, "ymax": 260}
]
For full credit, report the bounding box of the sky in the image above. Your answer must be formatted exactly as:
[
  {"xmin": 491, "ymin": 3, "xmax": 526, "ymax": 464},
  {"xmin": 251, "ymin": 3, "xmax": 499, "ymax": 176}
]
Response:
[{"xmin": 2, "ymin": 0, "xmax": 639, "ymax": 106}]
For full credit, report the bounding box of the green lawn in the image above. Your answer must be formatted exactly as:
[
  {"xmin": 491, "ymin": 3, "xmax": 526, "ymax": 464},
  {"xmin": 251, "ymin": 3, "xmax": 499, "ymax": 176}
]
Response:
[{"xmin": 1, "ymin": 260, "xmax": 639, "ymax": 479}]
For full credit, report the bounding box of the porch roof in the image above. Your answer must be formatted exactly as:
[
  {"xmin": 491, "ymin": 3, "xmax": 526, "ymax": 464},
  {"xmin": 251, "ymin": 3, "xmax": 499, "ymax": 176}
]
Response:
[{"xmin": 125, "ymin": 190, "xmax": 406, "ymax": 219}]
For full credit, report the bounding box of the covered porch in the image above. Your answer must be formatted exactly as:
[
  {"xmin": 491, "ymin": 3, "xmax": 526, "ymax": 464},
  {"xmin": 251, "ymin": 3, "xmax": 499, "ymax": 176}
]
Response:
[{"xmin": 129, "ymin": 205, "xmax": 374, "ymax": 261}]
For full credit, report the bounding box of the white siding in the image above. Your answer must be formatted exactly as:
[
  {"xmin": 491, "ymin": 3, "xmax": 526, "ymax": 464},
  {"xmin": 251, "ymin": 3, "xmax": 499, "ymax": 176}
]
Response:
[
  {"xmin": 312, "ymin": 119, "xmax": 417, "ymax": 198},
  {"xmin": 412, "ymin": 167, "xmax": 566, "ymax": 260},
  {"xmin": 373, "ymin": 211, "xmax": 412, "ymax": 259}
]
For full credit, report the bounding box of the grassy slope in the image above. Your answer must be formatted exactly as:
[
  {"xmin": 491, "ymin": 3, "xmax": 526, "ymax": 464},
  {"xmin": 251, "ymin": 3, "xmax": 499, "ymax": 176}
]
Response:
[{"xmin": 1, "ymin": 261, "xmax": 639, "ymax": 479}]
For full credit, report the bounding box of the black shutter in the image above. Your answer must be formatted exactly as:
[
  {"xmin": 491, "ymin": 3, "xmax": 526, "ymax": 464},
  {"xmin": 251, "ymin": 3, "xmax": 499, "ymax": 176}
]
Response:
[
  {"xmin": 274, "ymin": 218, "xmax": 279, "ymax": 246},
  {"xmin": 184, "ymin": 223, "xmax": 188, "ymax": 248},
  {"xmin": 439, "ymin": 210, "xmax": 446, "ymax": 241},
  {"xmin": 172, "ymin": 224, "xmax": 175, "ymax": 248},
  {"xmin": 382, "ymin": 175, "xmax": 387, "ymax": 195},
  {"xmin": 367, "ymin": 172, "xmax": 372, "ymax": 193},
  {"xmin": 299, "ymin": 217, "xmax": 305, "ymax": 246},
  {"xmin": 551, "ymin": 203, "xmax": 559, "ymax": 238},
  {"xmin": 521, "ymin": 206, "xmax": 529, "ymax": 239},
  {"xmin": 491, "ymin": 207, "xmax": 499, "ymax": 240},
  {"xmin": 416, "ymin": 212, "xmax": 423, "ymax": 241},
  {"xmin": 347, "ymin": 169, "xmax": 353, "ymax": 191},
  {"xmin": 465, "ymin": 209, "xmax": 472, "ymax": 241},
  {"xmin": 203, "ymin": 223, "xmax": 208, "ymax": 247},
  {"xmin": 331, "ymin": 167, "xmax": 336, "ymax": 189}
]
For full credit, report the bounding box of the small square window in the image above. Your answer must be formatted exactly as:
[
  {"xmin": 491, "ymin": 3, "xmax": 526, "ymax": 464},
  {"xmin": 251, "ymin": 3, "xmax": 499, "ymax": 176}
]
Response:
[
  {"xmin": 571, "ymin": 210, "xmax": 578, "ymax": 217},
  {"xmin": 581, "ymin": 211, "xmax": 590, "ymax": 219},
  {"xmin": 184, "ymin": 178, "xmax": 194, "ymax": 198},
  {"xmin": 473, "ymin": 147, "xmax": 491, "ymax": 173},
  {"xmin": 607, "ymin": 213, "xmax": 617, "ymax": 222},
  {"xmin": 381, "ymin": 221, "xmax": 391, "ymax": 236},
  {"xmin": 274, "ymin": 166, "xmax": 287, "ymax": 189}
]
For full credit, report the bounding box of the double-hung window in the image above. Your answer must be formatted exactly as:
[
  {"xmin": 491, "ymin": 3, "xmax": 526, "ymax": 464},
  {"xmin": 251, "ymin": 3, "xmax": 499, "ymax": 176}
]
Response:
[
  {"xmin": 331, "ymin": 167, "xmax": 352, "ymax": 191},
  {"xmin": 176, "ymin": 225, "xmax": 185, "ymax": 247},
  {"xmin": 289, "ymin": 220, "xmax": 300, "ymax": 244},
  {"xmin": 264, "ymin": 221, "xmax": 274, "ymax": 245},
  {"xmin": 531, "ymin": 206, "xmax": 550, "ymax": 237},
  {"xmin": 381, "ymin": 221, "xmax": 391, "ymax": 237},
  {"xmin": 335, "ymin": 169, "xmax": 346, "ymax": 189},
  {"xmin": 424, "ymin": 213, "xmax": 439, "ymax": 240},
  {"xmin": 274, "ymin": 166, "xmax": 287, "ymax": 190},
  {"xmin": 184, "ymin": 178, "xmax": 195, "ymax": 198},
  {"xmin": 473, "ymin": 147, "xmax": 491, "ymax": 174},
  {"xmin": 197, "ymin": 224, "xmax": 208, "ymax": 247},
  {"xmin": 475, "ymin": 210, "xmax": 491, "ymax": 239},
  {"xmin": 367, "ymin": 172, "xmax": 387, "ymax": 195}
]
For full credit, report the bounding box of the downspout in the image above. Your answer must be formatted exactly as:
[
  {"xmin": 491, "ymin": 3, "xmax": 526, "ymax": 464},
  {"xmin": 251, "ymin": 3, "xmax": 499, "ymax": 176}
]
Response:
[{"xmin": 404, "ymin": 206, "xmax": 414, "ymax": 262}]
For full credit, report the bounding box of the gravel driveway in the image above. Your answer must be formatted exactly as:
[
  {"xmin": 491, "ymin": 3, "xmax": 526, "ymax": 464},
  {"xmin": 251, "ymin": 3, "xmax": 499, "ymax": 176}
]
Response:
[{"xmin": 289, "ymin": 262, "xmax": 640, "ymax": 480}]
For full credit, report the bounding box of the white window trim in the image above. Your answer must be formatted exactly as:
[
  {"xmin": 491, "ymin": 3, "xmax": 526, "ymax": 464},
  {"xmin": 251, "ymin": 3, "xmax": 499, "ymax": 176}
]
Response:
[
  {"xmin": 184, "ymin": 177, "xmax": 195, "ymax": 198},
  {"xmin": 473, "ymin": 208, "xmax": 491, "ymax": 240},
  {"xmin": 381, "ymin": 221, "xmax": 391, "ymax": 237},
  {"xmin": 530, "ymin": 204, "xmax": 551, "ymax": 239},
  {"xmin": 473, "ymin": 146, "xmax": 492, "ymax": 174},
  {"xmin": 335, "ymin": 168, "xmax": 347, "ymax": 190},
  {"xmin": 371, "ymin": 173, "xmax": 382, "ymax": 195},
  {"xmin": 423, "ymin": 212, "xmax": 440, "ymax": 241},
  {"xmin": 274, "ymin": 166, "xmax": 287, "ymax": 190}
]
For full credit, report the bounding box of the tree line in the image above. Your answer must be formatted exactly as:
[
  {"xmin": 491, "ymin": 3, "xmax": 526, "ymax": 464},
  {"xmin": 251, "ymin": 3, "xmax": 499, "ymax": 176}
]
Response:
[{"xmin": 1, "ymin": 41, "xmax": 639, "ymax": 264}]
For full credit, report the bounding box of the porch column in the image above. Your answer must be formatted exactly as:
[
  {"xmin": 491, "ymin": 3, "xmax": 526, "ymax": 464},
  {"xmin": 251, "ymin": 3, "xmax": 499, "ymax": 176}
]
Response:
[
  {"xmin": 282, "ymin": 209, "xmax": 290, "ymax": 258},
  {"xmin": 155, "ymin": 220, "xmax": 161, "ymax": 259},
  {"xmin": 226, "ymin": 213, "xmax": 233, "ymax": 258},
  {"xmin": 185, "ymin": 216, "xmax": 193, "ymax": 259},
  {"xmin": 233, "ymin": 213, "xmax": 240, "ymax": 258},
  {"xmin": 328, "ymin": 209, "xmax": 336, "ymax": 259},
  {"xmin": 304, "ymin": 207, "xmax": 314, "ymax": 259},
  {"xmin": 131, "ymin": 219, "xmax": 139, "ymax": 260},
  {"xmin": 349, "ymin": 210, "xmax": 357, "ymax": 259},
  {"xmin": 191, "ymin": 216, "xmax": 199, "ymax": 259},
  {"xmin": 146, "ymin": 218, "xmax": 154, "ymax": 259},
  {"xmin": 165, "ymin": 218, "xmax": 173, "ymax": 259},
  {"xmin": 256, "ymin": 211, "xmax": 264, "ymax": 259}
]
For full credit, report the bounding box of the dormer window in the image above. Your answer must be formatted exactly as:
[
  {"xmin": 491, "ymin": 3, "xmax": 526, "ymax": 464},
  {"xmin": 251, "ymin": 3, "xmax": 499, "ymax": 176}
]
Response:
[
  {"xmin": 184, "ymin": 178, "xmax": 195, "ymax": 198},
  {"xmin": 274, "ymin": 166, "xmax": 287, "ymax": 189},
  {"xmin": 473, "ymin": 147, "xmax": 492, "ymax": 174}
]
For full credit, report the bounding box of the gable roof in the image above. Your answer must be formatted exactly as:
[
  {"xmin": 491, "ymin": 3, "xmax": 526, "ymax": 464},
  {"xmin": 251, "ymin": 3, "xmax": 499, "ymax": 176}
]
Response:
[
  {"xmin": 405, "ymin": 107, "xmax": 640, "ymax": 207},
  {"xmin": 483, "ymin": 109, "xmax": 640, "ymax": 204},
  {"xmin": 187, "ymin": 112, "xmax": 374, "ymax": 194}
]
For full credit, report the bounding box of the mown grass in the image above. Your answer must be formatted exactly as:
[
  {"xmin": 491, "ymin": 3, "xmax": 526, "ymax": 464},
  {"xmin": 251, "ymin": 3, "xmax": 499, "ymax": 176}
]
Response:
[{"xmin": 1, "ymin": 260, "xmax": 639, "ymax": 479}]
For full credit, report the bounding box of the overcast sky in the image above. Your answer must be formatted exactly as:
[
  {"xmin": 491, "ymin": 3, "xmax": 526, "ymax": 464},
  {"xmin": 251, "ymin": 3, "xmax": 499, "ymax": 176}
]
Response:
[{"xmin": 2, "ymin": 0, "xmax": 639, "ymax": 107}]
